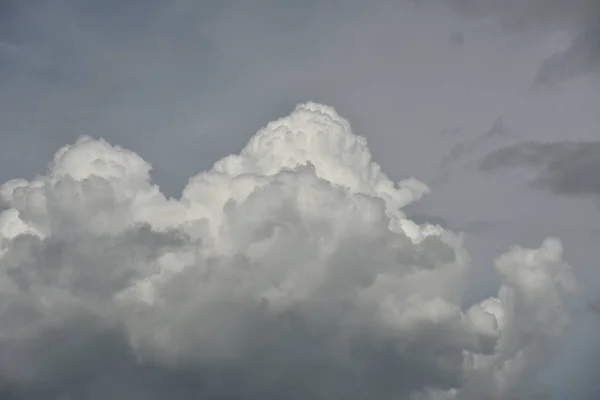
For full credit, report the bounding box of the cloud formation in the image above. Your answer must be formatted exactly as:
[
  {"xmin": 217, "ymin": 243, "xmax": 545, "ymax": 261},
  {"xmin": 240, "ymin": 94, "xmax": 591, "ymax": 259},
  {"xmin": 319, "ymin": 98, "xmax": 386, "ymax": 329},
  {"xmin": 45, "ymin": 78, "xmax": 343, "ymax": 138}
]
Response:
[
  {"xmin": 0, "ymin": 104, "xmax": 576, "ymax": 399},
  {"xmin": 480, "ymin": 141, "xmax": 600, "ymax": 196},
  {"xmin": 445, "ymin": 0, "xmax": 600, "ymax": 85}
]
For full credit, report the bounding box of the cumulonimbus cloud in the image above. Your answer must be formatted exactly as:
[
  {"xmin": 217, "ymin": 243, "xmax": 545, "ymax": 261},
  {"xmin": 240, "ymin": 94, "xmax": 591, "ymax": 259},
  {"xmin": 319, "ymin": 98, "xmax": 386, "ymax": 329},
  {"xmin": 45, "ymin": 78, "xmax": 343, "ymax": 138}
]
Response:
[{"xmin": 0, "ymin": 103, "xmax": 576, "ymax": 399}]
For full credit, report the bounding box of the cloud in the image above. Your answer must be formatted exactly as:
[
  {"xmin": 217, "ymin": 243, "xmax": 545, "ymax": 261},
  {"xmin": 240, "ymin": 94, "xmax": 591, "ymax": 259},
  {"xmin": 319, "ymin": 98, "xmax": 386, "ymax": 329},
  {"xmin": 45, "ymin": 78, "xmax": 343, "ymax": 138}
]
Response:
[
  {"xmin": 445, "ymin": 0, "xmax": 597, "ymax": 27},
  {"xmin": 444, "ymin": 0, "xmax": 600, "ymax": 85},
  {"xmin": 479, "ymin": 141, "xmax": 600, "ymax": 196},
  {"xmin": 0, "ymin": 103, "xmax": 576, "ymax": 399},
  {"xmin": 534, "ymin": 22, "xmax": 600, "ymax": 86}
]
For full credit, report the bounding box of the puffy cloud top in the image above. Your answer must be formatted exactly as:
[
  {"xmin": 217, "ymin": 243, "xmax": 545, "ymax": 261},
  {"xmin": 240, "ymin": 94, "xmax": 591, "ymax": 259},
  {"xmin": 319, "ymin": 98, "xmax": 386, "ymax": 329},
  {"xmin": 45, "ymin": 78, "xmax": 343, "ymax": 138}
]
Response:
[{"xmin": 0, "ymin": 103, "xmax": 575, "ymax": 399}]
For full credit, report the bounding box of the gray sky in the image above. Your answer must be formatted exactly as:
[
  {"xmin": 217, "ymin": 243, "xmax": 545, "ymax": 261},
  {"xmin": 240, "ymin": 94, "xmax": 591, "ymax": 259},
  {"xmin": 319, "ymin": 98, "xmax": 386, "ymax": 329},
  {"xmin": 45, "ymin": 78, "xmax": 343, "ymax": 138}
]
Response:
[{"xmin": 1, "ymin": 1, "xmax": 599, "ymax": 398}]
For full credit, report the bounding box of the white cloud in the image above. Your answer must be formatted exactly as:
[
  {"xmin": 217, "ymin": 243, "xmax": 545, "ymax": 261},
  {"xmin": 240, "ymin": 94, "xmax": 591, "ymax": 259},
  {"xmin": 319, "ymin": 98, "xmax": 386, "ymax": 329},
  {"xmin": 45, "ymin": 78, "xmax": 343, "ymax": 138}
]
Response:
[{"xmin": 0, "ymin": 103, "xmax": 576, "ymax": 398}]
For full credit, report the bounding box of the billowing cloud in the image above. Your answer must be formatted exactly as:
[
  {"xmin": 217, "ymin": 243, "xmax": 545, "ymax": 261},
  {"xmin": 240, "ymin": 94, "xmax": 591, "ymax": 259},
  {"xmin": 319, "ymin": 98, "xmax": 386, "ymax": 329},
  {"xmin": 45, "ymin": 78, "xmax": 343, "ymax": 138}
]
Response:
[{"xmin": 0, "ymin": 104, "xmax": 576, "ymax": 399}]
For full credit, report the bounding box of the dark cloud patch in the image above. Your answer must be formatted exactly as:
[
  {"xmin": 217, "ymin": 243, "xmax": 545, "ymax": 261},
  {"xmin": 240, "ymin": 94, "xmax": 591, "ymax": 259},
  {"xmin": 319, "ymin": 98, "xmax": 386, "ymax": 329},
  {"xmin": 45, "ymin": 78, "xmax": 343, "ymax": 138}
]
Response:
[
  {"xmin": 445, "ymin": 0, "xmax": 600, "ymax": 84},
  {"xmin": 2, "ymin": 224, "xmax": 186, "ymax": 299},
  {"xmin": 587, "ymin": 297, "xmax": 600, "ymax": 316},
  {"xmin": 535, "ymin": 22, "xmax": 600, "ymax": 86},
  {"xmin": 0, "ymin": 307, "xmax": 470, "ymax": 400},
  {"xmin": 480, "ymin": 141, "xmax": 600, "ymax": 196},
  {"xmin": 450, "ymin": 0, "xmax": 596, "ymax": 26}
]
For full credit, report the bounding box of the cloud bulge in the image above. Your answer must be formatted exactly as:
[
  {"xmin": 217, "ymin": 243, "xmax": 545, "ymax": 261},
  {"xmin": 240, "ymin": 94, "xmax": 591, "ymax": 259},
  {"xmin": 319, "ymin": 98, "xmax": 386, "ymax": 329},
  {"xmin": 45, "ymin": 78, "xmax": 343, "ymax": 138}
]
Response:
[{"xmin": 0, "ymin": 103, "xmax": 576, "ymax": 399}]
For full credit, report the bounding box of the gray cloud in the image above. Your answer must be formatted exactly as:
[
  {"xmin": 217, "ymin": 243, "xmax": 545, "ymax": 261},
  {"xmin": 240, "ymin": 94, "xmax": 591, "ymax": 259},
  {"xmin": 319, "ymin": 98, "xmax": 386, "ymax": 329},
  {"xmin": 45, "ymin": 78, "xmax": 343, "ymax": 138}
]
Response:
[
  {"xmin": 535, "ymin": 22, "xmax": 600, "ymax": 86},
  {"xmin": 0, "ymin": 312, "xmax": 464, "ymax": 399},
  {"xmin": 445, "ymin": 0, "xmax": 600, "ymax": 85},
  {"xmin": 480, "ymin": 141, "xmax": 600, "ymax": 196},
  {"xmin": 446, "ymin": 0, "xmax": 597, "ymax": 28}
]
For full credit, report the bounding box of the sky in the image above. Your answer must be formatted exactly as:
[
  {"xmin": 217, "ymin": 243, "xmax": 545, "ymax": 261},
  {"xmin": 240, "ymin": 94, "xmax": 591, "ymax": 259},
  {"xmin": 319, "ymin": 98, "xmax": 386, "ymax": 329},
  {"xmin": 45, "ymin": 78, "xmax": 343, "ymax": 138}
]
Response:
[{"xmin": 0, "ymin": 1, "xmax": 599, "ymax": 399}]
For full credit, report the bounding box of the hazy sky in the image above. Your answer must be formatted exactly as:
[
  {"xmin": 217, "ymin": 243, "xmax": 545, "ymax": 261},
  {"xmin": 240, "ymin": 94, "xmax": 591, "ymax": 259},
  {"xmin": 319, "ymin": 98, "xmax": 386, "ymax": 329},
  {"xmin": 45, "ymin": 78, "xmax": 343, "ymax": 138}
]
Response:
[{"xmin": 0, "ymin": 1, "xmax": 599, "ymax": 399}]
